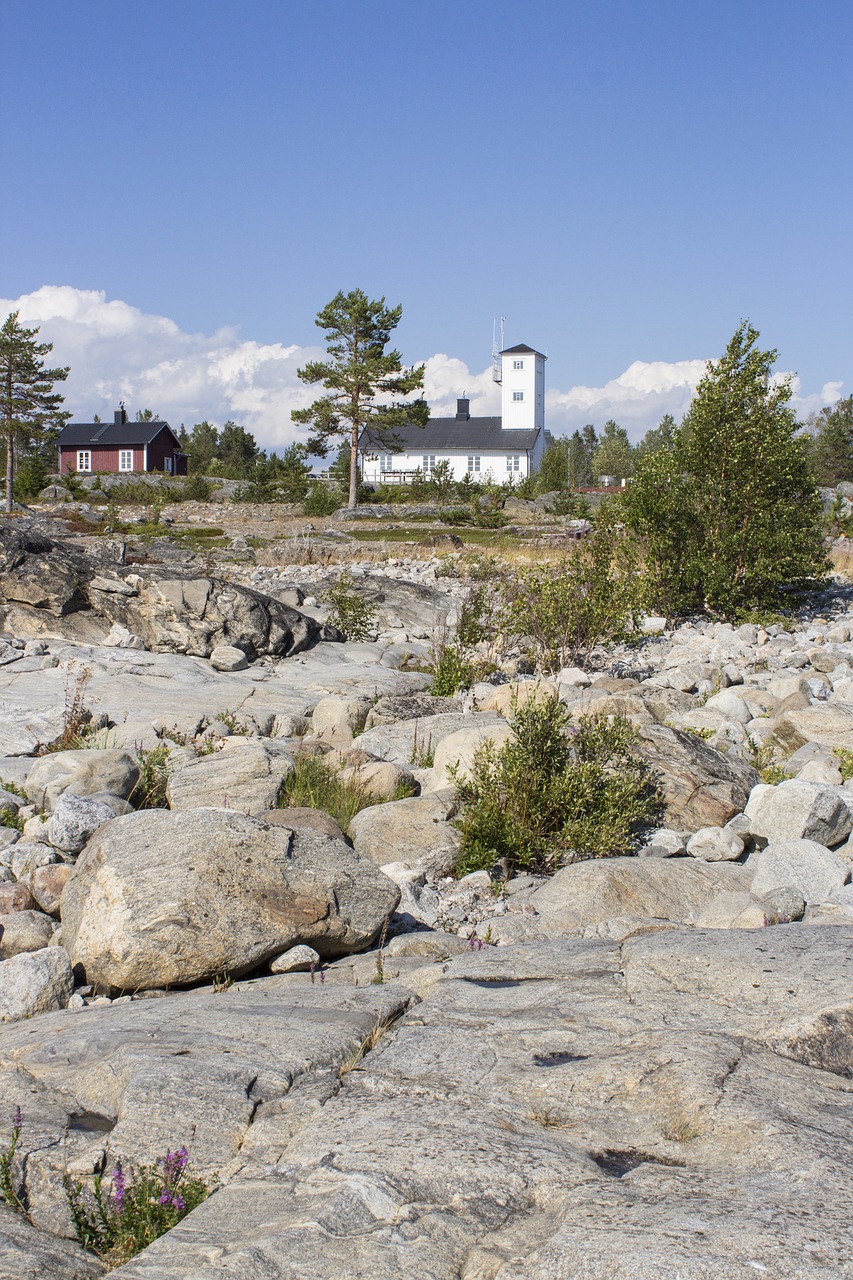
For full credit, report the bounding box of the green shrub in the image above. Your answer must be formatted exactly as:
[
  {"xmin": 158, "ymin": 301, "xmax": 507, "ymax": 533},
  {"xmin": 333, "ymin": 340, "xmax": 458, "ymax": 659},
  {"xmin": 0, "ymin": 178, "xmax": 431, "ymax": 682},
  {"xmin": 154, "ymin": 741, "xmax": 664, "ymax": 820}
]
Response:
[
  {"xmin": 302, "ymin": 482, "xmax": 343, "ymax": 516},
  {"xmin": 834, "ymin": 747, "xmax": 853, "ymax": 781},
  {"xmin": 130, "ymin": 744, "xmax": 171, "ymax": 809},
  {"xmin": 429, "ymin": 643, "xmax": 480, "ymax": 696},
  {"xmin": 325, "ymin": 570, "xmax": 377, "ymax": 641},
  {"xmin": 497, "ymin": 517, "xmax": 644, "ymax": 671},
  {"xmin": 453, "ymin": 696, "xmax": 662, "ymax": 876}
]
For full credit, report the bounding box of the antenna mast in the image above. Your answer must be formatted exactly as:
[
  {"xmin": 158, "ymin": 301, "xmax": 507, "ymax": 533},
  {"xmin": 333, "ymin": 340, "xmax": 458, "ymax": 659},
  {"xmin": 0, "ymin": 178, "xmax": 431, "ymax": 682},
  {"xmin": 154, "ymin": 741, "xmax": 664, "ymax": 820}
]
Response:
[{"xmin": 492, "ymin": 316, "xmax": 505, "ymax": 384}]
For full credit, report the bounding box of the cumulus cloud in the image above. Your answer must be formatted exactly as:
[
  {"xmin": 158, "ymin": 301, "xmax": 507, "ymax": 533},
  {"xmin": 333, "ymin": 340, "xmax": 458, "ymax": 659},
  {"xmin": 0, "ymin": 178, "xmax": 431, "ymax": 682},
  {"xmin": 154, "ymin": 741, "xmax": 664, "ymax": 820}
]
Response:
[{"xmin": 0, "ymin": 287, "xmax": 843, "ymax": 449}]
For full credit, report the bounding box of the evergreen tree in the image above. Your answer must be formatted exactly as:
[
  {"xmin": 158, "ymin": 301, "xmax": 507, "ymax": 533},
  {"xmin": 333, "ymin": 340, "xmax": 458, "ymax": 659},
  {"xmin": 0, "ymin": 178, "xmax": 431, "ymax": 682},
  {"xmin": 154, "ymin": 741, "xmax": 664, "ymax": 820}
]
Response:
[
  {"xmin": 622, "ymin": 322, "xmax": 827, "ymax": 617},
  {"xmin": 636, "ymin": 412, "xmax": 677, "ymax": 459},
  {"xmin": 593, "ymin": 419, "xmax": 634, "ymax": 481},
  {"xmin": 567, "ymin": 426, "xmax": 597, "ymax": 487},
  {"xmin": 181, "ymin": 421, "xmax": 220, "ymax": 475},
  {"xmin": 537, "ymin": 437, "xmax": 570, "ymax": 491},
  {"xmin": 0, "ymin": 311, "xmax": 70, "ymax": 512},
  {"xmin": 809, "ymin": 396, "xmax": 853, "ymax": 485},
  {"xmin": 292, "ymin": 289, "xmax": 427, "ymax": 508}
]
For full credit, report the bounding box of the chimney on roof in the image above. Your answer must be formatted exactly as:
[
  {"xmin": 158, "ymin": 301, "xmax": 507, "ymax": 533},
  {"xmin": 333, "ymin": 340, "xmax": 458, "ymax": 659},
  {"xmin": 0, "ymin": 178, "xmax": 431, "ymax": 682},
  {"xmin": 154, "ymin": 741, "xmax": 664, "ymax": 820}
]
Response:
[
  {"xmin": 456, "ymin": 397, "xmax": 470, "ymax": 420},
  {"xmin": 114, "ymin": 404, "xmax": 127, "ymax": 425}
]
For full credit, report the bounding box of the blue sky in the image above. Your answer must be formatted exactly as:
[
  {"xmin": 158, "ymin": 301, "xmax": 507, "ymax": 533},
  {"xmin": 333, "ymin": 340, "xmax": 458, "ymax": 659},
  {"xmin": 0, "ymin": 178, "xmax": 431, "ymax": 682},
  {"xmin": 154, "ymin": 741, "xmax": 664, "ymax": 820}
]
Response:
[{"xmin": 2, "ymin": 0, "xmax": 851, "ymax": 446}]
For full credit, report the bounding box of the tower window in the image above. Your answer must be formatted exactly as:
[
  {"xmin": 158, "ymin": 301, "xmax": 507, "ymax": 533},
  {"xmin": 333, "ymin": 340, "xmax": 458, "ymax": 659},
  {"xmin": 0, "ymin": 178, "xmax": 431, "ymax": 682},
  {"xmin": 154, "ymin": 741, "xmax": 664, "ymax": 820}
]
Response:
[
  {"xmin": 512, "ymin": 391, "xmax": 524, "ymax": 402},
  {"xmin": 513, "ymin": 359, "xmax": 524, "ymax": 369}
]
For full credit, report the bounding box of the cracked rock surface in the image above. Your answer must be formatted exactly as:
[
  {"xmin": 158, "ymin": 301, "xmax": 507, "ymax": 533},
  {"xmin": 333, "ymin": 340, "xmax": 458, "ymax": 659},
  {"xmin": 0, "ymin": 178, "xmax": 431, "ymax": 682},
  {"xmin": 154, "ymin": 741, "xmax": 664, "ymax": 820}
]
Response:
[{"xmin": 21, "ymin": 922, "xmax": 840, "ymax": 1280}]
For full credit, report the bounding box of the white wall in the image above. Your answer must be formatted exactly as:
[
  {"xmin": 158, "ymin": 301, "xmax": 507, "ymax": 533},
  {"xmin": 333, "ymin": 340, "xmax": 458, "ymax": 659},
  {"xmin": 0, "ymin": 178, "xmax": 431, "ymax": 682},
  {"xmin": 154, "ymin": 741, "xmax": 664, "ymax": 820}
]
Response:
[
  {"xmin": 500, "ymin": 351, "xmax": 545, "ymax": 431},
  {"xmin": 362, "ymin": 447, "xmax": 533, "ymax": 483}
]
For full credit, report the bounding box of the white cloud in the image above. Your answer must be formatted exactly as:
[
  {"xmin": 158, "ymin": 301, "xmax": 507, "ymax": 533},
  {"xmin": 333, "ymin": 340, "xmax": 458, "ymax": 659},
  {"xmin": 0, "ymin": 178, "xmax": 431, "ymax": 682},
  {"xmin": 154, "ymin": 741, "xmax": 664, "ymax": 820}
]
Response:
[{"xmin": 0, "ymin": 287, "xmax": 843, "ymax": 449}]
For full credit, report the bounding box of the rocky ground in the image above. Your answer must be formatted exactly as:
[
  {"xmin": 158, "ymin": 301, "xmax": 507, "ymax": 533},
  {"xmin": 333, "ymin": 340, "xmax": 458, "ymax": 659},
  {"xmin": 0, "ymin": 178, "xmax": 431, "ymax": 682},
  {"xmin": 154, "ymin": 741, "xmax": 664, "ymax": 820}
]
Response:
[{"xmin": 0, "ymin": 514, "xmax": 851, "ymax": 1278}]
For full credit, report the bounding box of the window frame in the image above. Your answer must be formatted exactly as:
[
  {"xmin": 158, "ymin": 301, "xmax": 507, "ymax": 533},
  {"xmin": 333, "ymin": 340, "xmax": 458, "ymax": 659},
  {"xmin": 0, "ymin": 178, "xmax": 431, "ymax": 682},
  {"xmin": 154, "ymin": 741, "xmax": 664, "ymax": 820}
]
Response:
[
  {"xmin": 512, "ymin": 390, "xmax": 524, "ymax": 402},
  {"xmin": 76, "ymin": 450, "xmax": 91, "ymax": 473},
  {"xmin": 118, "ymin": 449, "xmax": 134, "ymax": 472},
  {"xmin": 506, "ymin": 454, "xmax": 521, "ymax": 472},
  {"xmin": 467, "ymin": 455, "xmax": 481, "ymax": 474},
  {"xmin": 422, "ymin": 454, "xmax": 436, "ymax": 474},
  {"xmin": 513, "ymin": 359, "xmax": 524, "ymax": 369}
]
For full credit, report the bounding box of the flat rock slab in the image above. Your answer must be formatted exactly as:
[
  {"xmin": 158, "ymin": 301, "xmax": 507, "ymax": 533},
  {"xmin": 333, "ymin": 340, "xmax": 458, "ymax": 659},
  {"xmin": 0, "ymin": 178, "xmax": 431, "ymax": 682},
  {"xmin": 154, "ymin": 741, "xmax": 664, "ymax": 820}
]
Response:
[
  {"xmin": 107, "ymin": 925, "xmax": 853, "ymax": 1279},
  {"xmin": 0, "ymin": 977, "xmax": 412, "ymax": 1236},
  {"xmin": 0, "ymin": 1204, "xmax": 103, "ymax": 1279}
]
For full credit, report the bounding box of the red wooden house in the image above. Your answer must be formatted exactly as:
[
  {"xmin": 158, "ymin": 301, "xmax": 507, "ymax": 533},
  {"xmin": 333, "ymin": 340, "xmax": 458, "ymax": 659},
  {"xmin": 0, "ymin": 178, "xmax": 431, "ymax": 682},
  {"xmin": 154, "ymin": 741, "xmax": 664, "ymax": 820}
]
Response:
[{"xmin": 57, "ymin": 408, "xmax": 188, "ymax": 476}]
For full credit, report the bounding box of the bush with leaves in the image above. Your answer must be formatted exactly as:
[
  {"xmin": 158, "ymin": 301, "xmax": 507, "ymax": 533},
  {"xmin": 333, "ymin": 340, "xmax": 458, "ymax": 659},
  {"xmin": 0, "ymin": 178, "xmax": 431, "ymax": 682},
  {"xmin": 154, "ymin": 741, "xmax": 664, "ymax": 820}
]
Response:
[
  {"xmin": 325, "ymin": 570, "xmax": 377, "ymax": 641},
  {"xmin": 497, "ymin": 516, "xmax": 644, "ymax": 672},
  {"xmin": 302, "ymin": 481, "xmax": 343, "ymax": 516},
  {"xmin": 621, "ymin": 322, "xmax": 828, "ymax": 618},
  {"xmin": 453, "ymin": 695, "xmax": 662, "ymax": 876},
  {"xmin": 429, "ymin": 584, "xmax": 496, "ymax": 695}
]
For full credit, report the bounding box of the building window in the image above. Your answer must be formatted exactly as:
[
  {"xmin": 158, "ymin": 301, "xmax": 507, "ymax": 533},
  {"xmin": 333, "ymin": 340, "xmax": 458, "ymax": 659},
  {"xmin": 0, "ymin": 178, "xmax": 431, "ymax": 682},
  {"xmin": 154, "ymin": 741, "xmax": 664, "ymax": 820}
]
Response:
[
  {"xmin": 513, "ymin": 359, "xmax": 524, "ymax": 369},
  {"xmin": 77, "ymin": 450, "xmax": 91, "ymax": 472},
  {"xmin": 379, "ymin": 454, "xmax": 393, "ymax": 473},
  {"xmin": 119, "ymin": 449, "xmax": 133, "ymax": 472},
  {"xmin": 422, "ymin": 454, "xmax": 436, "ymax": 473},
  {"xmin": 512, "ymin": 391, "xmax": 524, "ymax": 401},
  {"xmin": 164, "ymin": 456, "xmax": 173, "ymax": 474},
  {"xmin": 467, "ymin": 455, "xmax": 481, "ymax": 474},
  {"xmin": 507, "ymin": 454, "xmax": 521, "ymax": 472}
]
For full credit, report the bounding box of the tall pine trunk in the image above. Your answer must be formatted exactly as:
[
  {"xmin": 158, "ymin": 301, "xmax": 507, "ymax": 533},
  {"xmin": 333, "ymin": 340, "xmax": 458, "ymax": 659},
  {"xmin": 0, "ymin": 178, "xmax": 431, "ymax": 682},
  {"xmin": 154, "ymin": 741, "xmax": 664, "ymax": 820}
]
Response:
[
  {"xmin": 5, "ymin": 429, "xmax": 12, "ymax": 513},
  {"xmin": 348, "ymin": 424, "xmax": 358, "ymax": 509}
]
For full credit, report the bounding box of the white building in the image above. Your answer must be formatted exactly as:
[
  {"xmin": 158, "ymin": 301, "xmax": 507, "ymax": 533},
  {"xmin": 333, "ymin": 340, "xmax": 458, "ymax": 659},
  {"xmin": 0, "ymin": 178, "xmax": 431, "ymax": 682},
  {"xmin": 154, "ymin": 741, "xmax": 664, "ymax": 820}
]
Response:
[{"xmin": 360, "ymin": 343, "xmax": 548, "ymax": 483}]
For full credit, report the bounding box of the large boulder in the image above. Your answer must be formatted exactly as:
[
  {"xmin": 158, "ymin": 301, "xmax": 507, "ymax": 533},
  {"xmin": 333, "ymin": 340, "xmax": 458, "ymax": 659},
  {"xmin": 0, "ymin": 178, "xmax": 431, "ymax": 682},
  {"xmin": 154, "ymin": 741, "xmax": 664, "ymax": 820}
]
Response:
[
  {"xmin": 530, "ymin": 856, "xmax": 754, "ymax": 937},
  {"xmin": 24, "ymin": 749, "xmax": 140, "ymax": 814},
  {"xmin": 769, "ymin": 702, "xmax": 853, "ymax": 753},
  {"xmin": 92, "ymin": 569, "xmax": 322, "ymax": 660},
  {"xmin": 348, "ymin": 791, "xmax": 461, "ymax": 874},
  {"xmin": 165, "ymin": 739, "xmax": 294, "ymax": 812},
  {"xmin": 747, "ymin": 838, "xmax": 849, "ymax": 905},
  {"xmin": 0, "ymin": 1204, "xmax": 104, "ymax": 1279},
  {"xmin": 0, "ymin": 947, "xmax": 74, "ymax": 1022},
  {"xmin": 634, "ymin": 723, "xmax": 759, "ymax": 829},
  {"xmin": 0, "ymin": 524, "xmax": 89, "ymax": 616},
  {"xmin": 60, "ymin": 808, "xmax": 401, "ymax": 993},
  {"xmin": 429, "ymin": 719, "xmax": 515, "ymax": 788},
  {"xmin": 744, "ymin": 779, "xmax": 853, "ymax": 847},
  {"xmin": 43, "ymin": 793, "xmax": 119, "ymax": 854}
]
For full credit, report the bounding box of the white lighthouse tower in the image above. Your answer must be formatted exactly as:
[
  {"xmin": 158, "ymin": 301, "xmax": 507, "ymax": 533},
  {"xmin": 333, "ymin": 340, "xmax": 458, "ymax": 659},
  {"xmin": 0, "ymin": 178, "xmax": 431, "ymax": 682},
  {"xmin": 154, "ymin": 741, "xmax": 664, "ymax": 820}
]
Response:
[{"xmin": 499, "ymin": 344, "xmax": 546, "ymax": 430}]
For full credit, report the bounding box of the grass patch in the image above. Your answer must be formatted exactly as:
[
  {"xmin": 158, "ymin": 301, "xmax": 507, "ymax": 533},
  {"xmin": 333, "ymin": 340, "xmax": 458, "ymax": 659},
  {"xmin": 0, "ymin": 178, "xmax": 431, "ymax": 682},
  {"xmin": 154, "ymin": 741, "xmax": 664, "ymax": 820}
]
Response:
[{"xmin": 278, "ymin": 753, "xmax": 413, "ymax": 833}]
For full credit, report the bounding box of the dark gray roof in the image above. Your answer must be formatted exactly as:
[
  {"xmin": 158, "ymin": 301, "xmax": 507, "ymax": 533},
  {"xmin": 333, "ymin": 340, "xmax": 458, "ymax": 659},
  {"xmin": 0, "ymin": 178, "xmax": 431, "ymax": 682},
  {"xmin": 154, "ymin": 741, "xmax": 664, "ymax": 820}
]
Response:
[
  {"xmin": 500, "ymin": 343, "xmax": 545, "ymax": 357},
  {"xmin": 361, "ymin": 417, "xmax": 541, "ymax": 453},
  {"xmin": 58, "ymin": 421, "xmax": 180, "ymax": 448}
]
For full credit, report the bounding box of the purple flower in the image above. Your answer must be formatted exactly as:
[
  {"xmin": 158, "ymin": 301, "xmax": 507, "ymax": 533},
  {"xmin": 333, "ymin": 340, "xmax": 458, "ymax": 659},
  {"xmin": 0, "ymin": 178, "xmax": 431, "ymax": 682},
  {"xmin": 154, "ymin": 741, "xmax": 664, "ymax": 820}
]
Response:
[
  {"xmin": 12, "ymin": 1107, "xmax": 22, "ymax": 1131},
  {"xmin": 111, "ymin": 1163, "xmax": 126, "ymax": 1212},
  {"xmin": 159, "ymin": 1190, "xmax": 185, "ymax": 1211}
]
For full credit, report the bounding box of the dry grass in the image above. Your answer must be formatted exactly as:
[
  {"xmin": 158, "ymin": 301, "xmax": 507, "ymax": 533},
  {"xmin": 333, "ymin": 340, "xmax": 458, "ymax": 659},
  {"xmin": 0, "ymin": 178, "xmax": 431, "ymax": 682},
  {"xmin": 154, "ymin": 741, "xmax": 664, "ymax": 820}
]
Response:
[{"xmin": 339, "ymin": 1014, "xmax": 398, "ymax": 1076}]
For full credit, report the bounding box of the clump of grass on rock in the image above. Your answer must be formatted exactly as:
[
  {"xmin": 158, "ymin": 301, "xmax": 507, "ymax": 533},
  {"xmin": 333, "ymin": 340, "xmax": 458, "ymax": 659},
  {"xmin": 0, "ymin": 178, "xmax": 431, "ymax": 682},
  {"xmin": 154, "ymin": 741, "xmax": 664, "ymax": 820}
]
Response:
[{"xmin": 452, "ymin": 694, "xmax": 662, "ymax": 877}]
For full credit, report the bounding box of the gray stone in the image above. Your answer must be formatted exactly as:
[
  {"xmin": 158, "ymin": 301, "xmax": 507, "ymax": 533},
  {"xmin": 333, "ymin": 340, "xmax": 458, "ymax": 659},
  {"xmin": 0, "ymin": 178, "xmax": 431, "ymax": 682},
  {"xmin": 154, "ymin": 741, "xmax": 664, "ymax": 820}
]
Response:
[
  {"xmin": 744, "ymin": 779, "xmax": 853, "ymax": 847},
  {"xmin": 634, "ymin": 723, "xmax": 759, "ymax": 830},
  {"xmin": 60, "ymin": 808, "xmax": 401, "ymax": 993},
  {"xmin": 0, "ymin": 947, "xmax": 73, "ymax": 1022},
  {"xmin": 639, "ymin": 827, "xmax": 687, "ymax": 858},
  {"xmin": 165, "ymin": 739, "xmax": 294, "ymax": 813},
  {"xmin": 209, "ymin": 643, "xmax": 249, "ymax": 672},
  {"xmin": 24, "ymin": 749, "xmax": 140, "ymax": 814},
  {"xmin": 686, "ymin": 825, "xmax": 746, "ymax": 861},
  {"xmin": 44, "ymin": 793, "xmax": 118, "ymax": 854},
  {"xmin": 349, "ymin": 791, "xmax": 460, "ymax": 875},
  {"xmin": 748, "ymin": 838, "xmax": 848, "ymax": 905},
  {"xmin": 530, "ymin": 856, "xmax": 754, "ymax": 937},
  {"xmin": 354, "ymin": 712, "xmax": 505, "ymax": 767},
  {"xmin": 0, "ymin": 908, "xmax": 55, "ymax": 959},
  {"xmin": 269, "ymin": 944, "xmax": 320, "ymax": 973},
  {"xmin": 756, "ymin": 886, "xmax": 807, "ymax": 922},
  {"xmin": 0, "ymin": 1204, "xmax": 103, "ymax": 1279},
  {"xmin": 260, "ymin": 807, "xmax": 348, "ymax": 842}
]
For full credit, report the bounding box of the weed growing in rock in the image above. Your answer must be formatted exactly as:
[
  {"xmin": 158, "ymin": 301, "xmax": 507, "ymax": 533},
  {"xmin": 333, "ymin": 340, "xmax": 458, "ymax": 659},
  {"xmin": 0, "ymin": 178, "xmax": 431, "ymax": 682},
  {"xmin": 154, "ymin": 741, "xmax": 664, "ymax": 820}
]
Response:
[
  {"xmin": 835, "ymin": 748, "xmax": 853, "ymax": 781},
  {"xmin": 64, "ymin": 1146, "xmax": 211, "ymax": 1266},
  {"xmin": 452, "ymin": 696, "xmax": 662, "ymax": 876},
  {"xmin": 409, "ymin": 726, "xmax": 435, "ymax": 768},
  {"xmin": 279, "ymin": 752, "xmax": 408, "ymax": 832},
  {"xmin": 0, "ymin": 1108, "xmax": 27, "ymax": 1217},
  {"xmin": 41, "ymin": 666, "xmax": 95, "ymax": 752},
  {"xmin": 325, "ymin": 570, "xmax": 377, "ymax": 641},
  {"xmin": 130, "ymin": 744, "xmax": 171, "ymax": 809},
  {"xmin": 747, "ymin": 740, "xmax": 791, "ymax": 785}
]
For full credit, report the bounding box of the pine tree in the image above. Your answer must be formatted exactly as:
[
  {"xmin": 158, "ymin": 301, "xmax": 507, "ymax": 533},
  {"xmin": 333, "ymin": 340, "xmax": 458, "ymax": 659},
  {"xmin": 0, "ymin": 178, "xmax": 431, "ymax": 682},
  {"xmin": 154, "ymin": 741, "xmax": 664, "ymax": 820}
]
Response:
[
  {"xmin": 292, "ymin": 290, "xmax": 427, "ymax": 508},
  {"xmin": 0, "ymin": 311, "xmax": 70, "ymax": 512}
]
